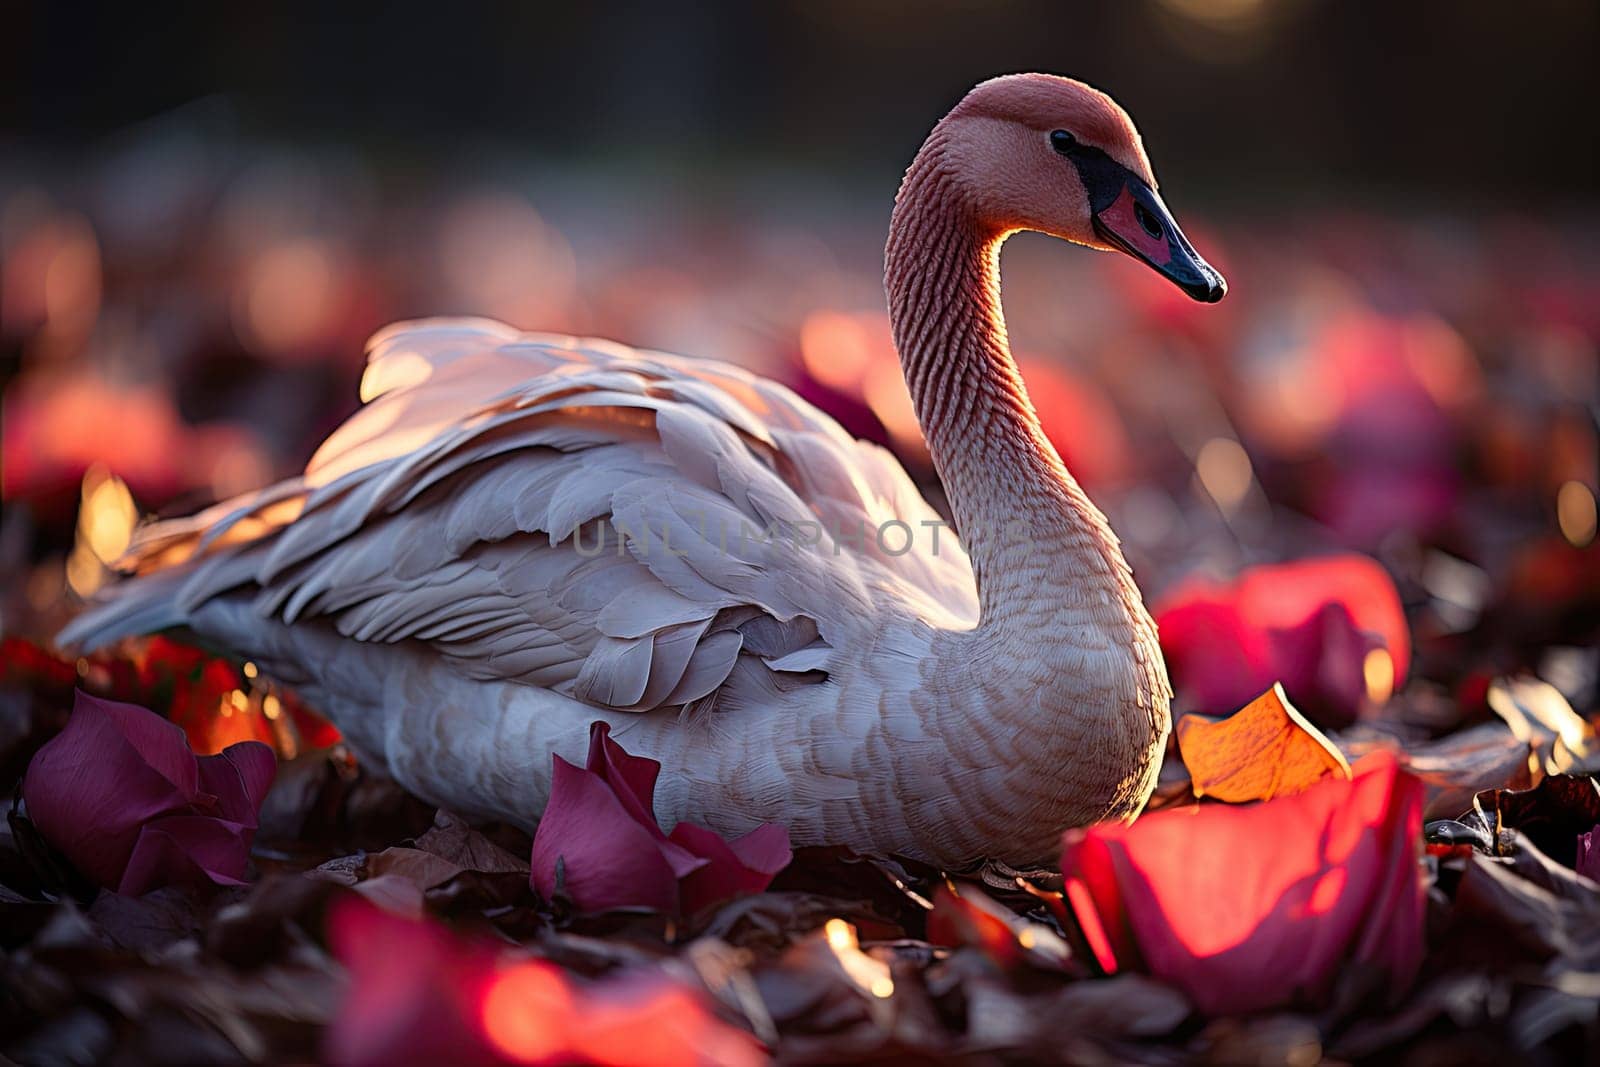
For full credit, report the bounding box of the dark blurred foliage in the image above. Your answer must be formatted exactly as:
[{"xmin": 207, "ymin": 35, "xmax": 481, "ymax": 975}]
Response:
[{"xmin": 4, "ymin": 0, "xmax": 1599, "ymax": 199}]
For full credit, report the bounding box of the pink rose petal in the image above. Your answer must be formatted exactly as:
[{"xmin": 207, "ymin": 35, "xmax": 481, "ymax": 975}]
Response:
[
  {"xmin": 197, "ymin": 741, "xmax": 279, "ymax": 823},
  {"xmin": 669, "ymin": 821, "xmax": 793, "ymax": 915},
  {"xmin": 119, "ymin": 814, "xmax": 254, "ymax": 895},
  {"xmin": 1154, "ymin": 554, "xmax": 1409, "ymax": 724},
  {"xmin": 21, "ymin": 690, "xmax": 276, "ymax": 894},
  {"xmin": 1061, "ymin": 751, "xmax": 1425, "ymax": 1016},
  {"xmin": 587, "ymin": 723, "xmax": 662, "ymax": 827},
  {"xmin": 529, "ymin": 722, "xmax": 790, "ymax": 917},
  {"xmin": 530, "ymin": 755, "xmax": 681, "ymax": 913}
]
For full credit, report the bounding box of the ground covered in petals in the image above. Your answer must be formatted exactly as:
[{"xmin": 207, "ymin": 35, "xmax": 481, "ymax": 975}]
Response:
[{"xmin": 2, "ymin": 628, "xmax": 1597, "ymax": 1064}]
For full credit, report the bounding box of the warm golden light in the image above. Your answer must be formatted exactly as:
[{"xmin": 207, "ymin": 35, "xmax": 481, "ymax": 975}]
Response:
[
  {"xmin": 1488, "ymin": 677, "xmax": 1596, "ymax": 774},
  {"xmin": 1362, "ymin": 648, "xmax": 1395, "ymax": 705},
  {"xmin": 1557, "ymin": 480, "xmax": 1597, "ymax": 547},
  {"xmin": 68, "ymin": 464, "xmax": 138, "ymax": 598},
  {"xmin": 800, "ymin": 310, "xmax": 875, "ymax": 392},
  {"xmin": 80, "ymin": 464, "xmax": 137, "ymax": 564},
  {"xmin": 1196, "ymin": 437, "xmax": 1254, "ymax": 511},
  {"xmin": 1157, "ymin": 0, "xmax": 1269, "ymax": 24},
  {"xmin": 65, "ymin": 543, "xmax": 104, "ymax": 599},
  {"xmin": 821, "ymin": 918, "xmax": 894, "ymax": 1001}
]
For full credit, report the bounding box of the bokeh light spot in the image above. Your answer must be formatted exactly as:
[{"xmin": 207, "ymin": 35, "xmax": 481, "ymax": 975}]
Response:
[
  {"xmin": 481, "ymin": 962, "xmax": 573, "ymax": 1064},
  {"xmin": 1196, "ymin": 437, "xmax": 1254, "ymax": 512},
  {"xmin": 1363, "ymin": 648, "xmax": 1395, "ymax": 705},
  {"xmin": 1556, "ymin": 480, "xmax": 1597, "ymax": 547}
]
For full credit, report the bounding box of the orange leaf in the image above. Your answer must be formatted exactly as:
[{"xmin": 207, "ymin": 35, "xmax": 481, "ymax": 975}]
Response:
[{"xmin": 1175, "ymin": 683, "xmax": 1351, "ymax": 802}]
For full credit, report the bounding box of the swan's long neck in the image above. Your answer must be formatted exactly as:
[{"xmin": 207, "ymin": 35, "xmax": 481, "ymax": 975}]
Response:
[{"xmin": 884, "ymin": 136, "xmax": 1132, "ymax": 631}]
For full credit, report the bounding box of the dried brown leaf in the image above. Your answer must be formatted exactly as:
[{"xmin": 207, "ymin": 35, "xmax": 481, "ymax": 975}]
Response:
[{"xmin": 412, "ymin": 810, "xmax": 529, "ymax": 874}]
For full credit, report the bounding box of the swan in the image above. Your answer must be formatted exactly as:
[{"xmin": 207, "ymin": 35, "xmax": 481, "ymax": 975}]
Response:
[{"xmin": 63, "ymin": 73, "xmax": 1225, "ymax": 867}]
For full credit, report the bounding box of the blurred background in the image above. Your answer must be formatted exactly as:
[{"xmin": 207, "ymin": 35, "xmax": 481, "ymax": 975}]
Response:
[{"xmin": 2, "ymin": 0, "xmax": 1597, "ymax": 706}]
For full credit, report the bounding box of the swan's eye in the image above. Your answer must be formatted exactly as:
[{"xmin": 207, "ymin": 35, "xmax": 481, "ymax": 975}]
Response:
[
  {"xmin": 1135, "ymin": 201, "xmax": 1165, "ymax": 240},
  {"xmin": 1049, "ymin": 129, "xmax": 1077, "ymax": 155}
]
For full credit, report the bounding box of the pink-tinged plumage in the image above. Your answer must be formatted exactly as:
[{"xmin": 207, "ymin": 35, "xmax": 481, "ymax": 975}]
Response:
[{"xmin": 61, "ymin": 74, "xmax": 1226, "ymax": 866}]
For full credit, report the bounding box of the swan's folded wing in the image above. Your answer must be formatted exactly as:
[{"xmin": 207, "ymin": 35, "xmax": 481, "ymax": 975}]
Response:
[{"xmin": 61, "ymin": 319, "xmax": 976, "ymax": 713}]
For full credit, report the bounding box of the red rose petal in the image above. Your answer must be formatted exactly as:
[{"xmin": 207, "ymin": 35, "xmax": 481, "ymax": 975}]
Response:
[
  {"xmin": 327, "ymin": 899, "xmax": 764, "ymax": 1067},
  {"xmin": 1155, "ymin": 554, "xmax": 1409, "ymax": 722},
  {"xmin": 531, "ymin": 722, "xmax": 793, "ymax": 917},
  {"xmin": 196, "ymin": 741, "xmax": 278, "ymax": 824},
  {"xmin": 21, "ymin": 690, "xmax": 277, "ymax": 894},
  {"xmin": 1155, "ymin": 599, "xmax": 1278, "ymax": 716},
  {"xmin": 587, "ymin": 722, "xmax": 662, "ymax": 826},
  {"xmin": 90, "ymin": 691, "xmax": 202, "ymax": 797},
  {"xmin": 530, "ymin": 755, "xmax": 681, "ymax": 913},
  {"xmin": 725, "ymin": 821, "xmax": 793, "ymax": 876},
  {"xmin": 118, "ymin": 814, "xmax": 255, "ymax": 895},
  {"xmin": 325, "ymin": 898, "xmax": 503, "ymax": 1067},
  {"xmin": 22, "ymin": 692, "xmax": 197, "ymax": 887},
  {"xmin": 1061, "ymin": 751, "xmax": 1425, "ymax": 1016},
  {"xmin": 585, "ymin": 723, "xmax": 703, "ymax": 878},
  {"xmin": 669, "ymin": 821, "xmax": 792, "ymax": 915}
]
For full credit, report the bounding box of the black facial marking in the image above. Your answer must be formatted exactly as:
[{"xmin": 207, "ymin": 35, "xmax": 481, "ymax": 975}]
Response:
[
  {"xmin": 1051, "ymin": 136, "xmax": 1138, "ymax": 214},
  {"xmin": 1048, "ymin": 127, "xmax": 1226, "ymax": 303}
]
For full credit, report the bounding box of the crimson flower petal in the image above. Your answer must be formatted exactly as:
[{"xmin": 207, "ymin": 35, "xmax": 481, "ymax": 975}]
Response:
[
  {"xmin": 1154, "ymin": 554, "xmax": 1409, "ymax": 723},
  {"xmin": 1061, "ymin": 751, "xmax": 1425, "ymax": 1016},
  {"xmin": 21, "ymin": 690, "xmax": 276, "ymax": 894},
  {"xmin": 1152, "ymin": 599, "xmax": 1277, "ymax": 713},
  {"xmin": 530, "ymin": 755, "xmax": 680, "ymax": 913},
  {"xmin": 531, "ymin": 722, "xmax": 793, "ymax": 917},
  {"xmin": 196, "ymin": 741, "xmax": 278, "ymax": 824},
  {"xmin": 326, "ymin": 899, "xmax": 764, "ymax": 1067},
  {"xmin": 669, "ymin": 821, "xmax": 792, "ymax": 915},
  {"xmin": 725, "ymin": 821, "xmax": 793, "ymax": 874},
  {"xmin": 22, "ymin": 692, "xmax": 197, "ymax": 887},
  {"xmin": 90, "ymin": 691, "xmax": 202, "ymax": 796},
  {"xmin": 584, "ymin": 723, "xmax": 703, "ymax": 878},
  {"xmin": 587, "ymin": 722, "xmax": 662, "ymax": 826},
  {"xmin": 118, "ymin": 814, "xmax": 255, "ymax": 895},
  {"xmin": 325, "ymin": 897, "xmax": 503, "ymax": 1067}
]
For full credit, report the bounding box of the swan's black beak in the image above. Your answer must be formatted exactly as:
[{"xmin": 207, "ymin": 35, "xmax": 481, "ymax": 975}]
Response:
[
  {"xmin": 1091, "ymin": 176, "xmax": 1226, "ymax": 303},
  {"xmin": 1057, "ymin": 136, "xmax": 1227, "ymax": 302}
]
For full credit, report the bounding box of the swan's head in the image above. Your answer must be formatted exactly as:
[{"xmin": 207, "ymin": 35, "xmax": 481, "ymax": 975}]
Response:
[{"xmin": 939, "ymin": 72, "xmax": 1226, "ymax": 302}]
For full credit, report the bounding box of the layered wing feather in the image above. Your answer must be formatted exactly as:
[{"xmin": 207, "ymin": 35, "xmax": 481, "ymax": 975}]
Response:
[{"xmin": 63, "ymin": 319, "xmax": 977, "ymax": 714}]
